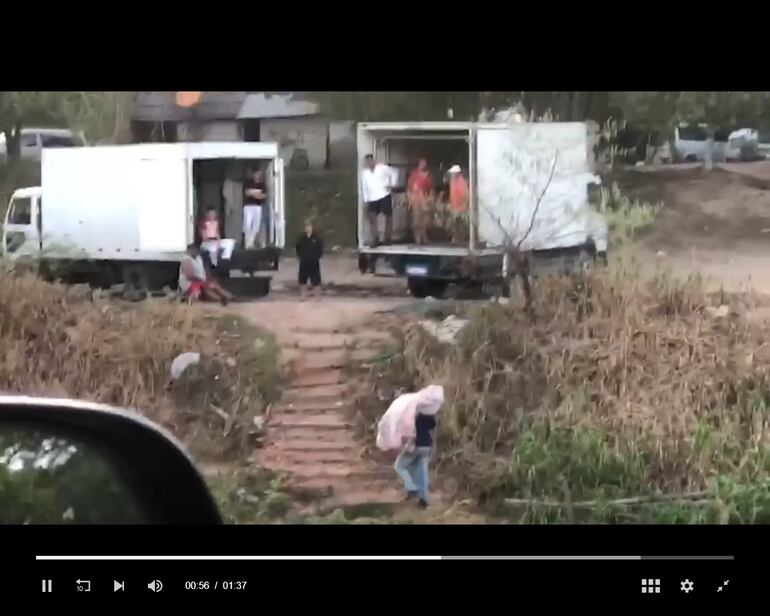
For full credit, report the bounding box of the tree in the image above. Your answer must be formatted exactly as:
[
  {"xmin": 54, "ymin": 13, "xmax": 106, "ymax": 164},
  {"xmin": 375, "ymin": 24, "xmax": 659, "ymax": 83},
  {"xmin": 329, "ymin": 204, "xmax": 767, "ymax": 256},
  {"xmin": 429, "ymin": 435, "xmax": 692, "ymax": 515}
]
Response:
[
  {"xmin": 0, "ymin": 92, "xmax": 135, "ymax": 163},
  {"xmin": 0, "ymin": 92, "xmax": 64, "ymax": 163}
]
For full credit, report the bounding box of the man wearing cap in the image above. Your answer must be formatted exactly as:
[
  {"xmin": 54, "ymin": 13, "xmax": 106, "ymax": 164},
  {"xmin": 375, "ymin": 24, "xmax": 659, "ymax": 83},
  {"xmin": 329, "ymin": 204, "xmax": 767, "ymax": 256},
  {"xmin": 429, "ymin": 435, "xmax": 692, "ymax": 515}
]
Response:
[{"xmin": 361, "ymin": 154, "xmax": 397, "ymax": 247}]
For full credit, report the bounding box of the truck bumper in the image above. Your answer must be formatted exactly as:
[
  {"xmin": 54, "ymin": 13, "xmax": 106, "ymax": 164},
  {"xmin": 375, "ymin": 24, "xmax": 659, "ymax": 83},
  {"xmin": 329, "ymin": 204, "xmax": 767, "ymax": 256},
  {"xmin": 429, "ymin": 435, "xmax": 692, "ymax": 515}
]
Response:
[{"xmin": 230, "ymin": 247, "xmax": 280, "ymax": 273}]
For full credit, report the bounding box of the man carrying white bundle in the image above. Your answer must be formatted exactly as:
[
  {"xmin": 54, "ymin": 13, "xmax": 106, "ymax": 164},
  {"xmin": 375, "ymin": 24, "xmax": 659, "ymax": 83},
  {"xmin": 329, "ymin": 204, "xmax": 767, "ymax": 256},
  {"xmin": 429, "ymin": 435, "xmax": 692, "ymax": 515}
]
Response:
[{"xmin": 376, "ymin": 384, "xmax": 444, "ymax": 509}]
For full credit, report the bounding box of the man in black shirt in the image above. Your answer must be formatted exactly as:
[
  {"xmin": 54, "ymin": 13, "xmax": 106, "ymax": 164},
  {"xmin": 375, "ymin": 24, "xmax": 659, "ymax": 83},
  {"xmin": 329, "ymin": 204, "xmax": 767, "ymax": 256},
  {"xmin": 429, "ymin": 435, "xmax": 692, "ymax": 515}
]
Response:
[
  {"xmin": 243, "ymin": 168, "xmax": 267, "ymax": 249},
  {"xmin": 295, "ymin": 221, "xmax": 323, "ymax": 299}
]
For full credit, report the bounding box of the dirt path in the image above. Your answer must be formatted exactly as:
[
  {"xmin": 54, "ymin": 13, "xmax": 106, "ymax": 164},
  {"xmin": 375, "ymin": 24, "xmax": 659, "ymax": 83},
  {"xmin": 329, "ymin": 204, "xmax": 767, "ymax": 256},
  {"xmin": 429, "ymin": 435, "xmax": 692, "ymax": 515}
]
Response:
[{"xmin": 228, "ymin": 287, "xmax": 444, "ymax": 515}]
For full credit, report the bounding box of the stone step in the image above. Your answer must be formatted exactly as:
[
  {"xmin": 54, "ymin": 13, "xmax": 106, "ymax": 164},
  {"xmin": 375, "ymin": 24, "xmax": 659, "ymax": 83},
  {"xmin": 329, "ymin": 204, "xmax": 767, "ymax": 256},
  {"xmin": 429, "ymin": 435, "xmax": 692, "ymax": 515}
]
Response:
[
  {"xmin": 295, "ymin": 475, "xmax": 398, "ymax": 495},
  {"xmin": 292, "ymin": 369, "xmax": 345, "ymax": 388},
  {"xmin": 258, "ymin": 448, "xmax": 356, "ymax": 466},
  {"xmin": 268, "ymin": 438, "xmax": 362, "ymax": 453},
  {"xmin": 290, "ymin": 349, "xmax": 348, "ymax": 371},
  {"xmin": 270, "ymin": 404, "xmax": 341, "ymax": 415},
  {"xmin": 274, "ymin": 427, "xmax": 363, "ymax": 443},
  {"xmin": 281, "ymin": 383, "xmax": 348, "ymax": 402},
  {"xmin": 269, "ymin": 413, "xmax": 353, "ymax": 430},
  {"xmin": 262, "ymin": 461, "xmax": 391, "ymax": 481},
  {"xmin": 271, "ymin": 399, "xmax": 348, "ymax": 414}
]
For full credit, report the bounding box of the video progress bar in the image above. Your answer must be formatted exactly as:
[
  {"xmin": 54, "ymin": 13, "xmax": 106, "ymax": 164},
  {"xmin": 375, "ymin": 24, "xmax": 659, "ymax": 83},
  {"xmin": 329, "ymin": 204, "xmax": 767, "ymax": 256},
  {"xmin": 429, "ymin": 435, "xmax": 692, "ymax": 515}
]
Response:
[{"xmin": 36, "ymin": 555, "xmax": 735, "ymax": 561}]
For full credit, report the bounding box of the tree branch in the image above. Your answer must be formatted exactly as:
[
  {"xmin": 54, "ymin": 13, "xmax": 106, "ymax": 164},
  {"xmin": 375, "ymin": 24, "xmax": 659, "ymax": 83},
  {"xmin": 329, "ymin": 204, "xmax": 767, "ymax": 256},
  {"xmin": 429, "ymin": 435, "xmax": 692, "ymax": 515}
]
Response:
[{"xmin": 517, "ymin": 150, "xmax": 558, "ymax": 249}]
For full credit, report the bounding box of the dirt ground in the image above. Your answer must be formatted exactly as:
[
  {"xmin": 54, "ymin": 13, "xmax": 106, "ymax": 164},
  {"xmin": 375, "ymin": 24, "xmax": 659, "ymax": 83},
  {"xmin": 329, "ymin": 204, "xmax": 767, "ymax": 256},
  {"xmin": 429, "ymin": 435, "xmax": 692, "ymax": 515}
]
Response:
[{"xmin": 614, "ymin": 164, "xmax": 770, "ymax": 295}]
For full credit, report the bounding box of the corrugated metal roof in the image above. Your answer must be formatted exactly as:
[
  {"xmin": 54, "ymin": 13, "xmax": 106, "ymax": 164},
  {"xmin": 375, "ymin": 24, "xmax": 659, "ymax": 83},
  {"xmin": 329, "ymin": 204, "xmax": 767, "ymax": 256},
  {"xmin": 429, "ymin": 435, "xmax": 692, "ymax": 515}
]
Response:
[
  {"xmin": 237, "ymin": 92, "xmax": 320, "ymax": 119},
  {"xmin": 133, "ymin": 92, "xmax": 248, "ymax": 122}
]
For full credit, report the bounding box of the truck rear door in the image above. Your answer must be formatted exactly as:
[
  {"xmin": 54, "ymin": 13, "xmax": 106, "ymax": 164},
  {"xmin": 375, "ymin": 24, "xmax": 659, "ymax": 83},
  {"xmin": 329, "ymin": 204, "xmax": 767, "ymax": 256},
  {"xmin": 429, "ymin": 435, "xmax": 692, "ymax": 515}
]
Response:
[
  {"xmin": 272, "ymin": 157, "xmax": 285, "ymax": 248},
  {"xmin": 475, "ymin": 123, "xmax": 598, "ymax": 251},
  {"xmin": 137, "ymin": 156, "xmax": 190, "ymax": 253}
]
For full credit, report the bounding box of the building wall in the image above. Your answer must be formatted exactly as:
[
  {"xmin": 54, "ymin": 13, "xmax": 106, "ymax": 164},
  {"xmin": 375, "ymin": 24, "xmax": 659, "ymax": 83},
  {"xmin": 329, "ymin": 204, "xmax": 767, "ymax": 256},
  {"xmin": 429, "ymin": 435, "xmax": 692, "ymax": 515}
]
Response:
[
  {"xmin": 329, "ymin": 120, "xmax": 356, "ymax": 168},
  {"xmin": 178, "ymin": 120, "xmax": 242, "ymax": 142},
  {"xmin": 260, "ymin": 117, "xmax": 328, "ymax": 170}
]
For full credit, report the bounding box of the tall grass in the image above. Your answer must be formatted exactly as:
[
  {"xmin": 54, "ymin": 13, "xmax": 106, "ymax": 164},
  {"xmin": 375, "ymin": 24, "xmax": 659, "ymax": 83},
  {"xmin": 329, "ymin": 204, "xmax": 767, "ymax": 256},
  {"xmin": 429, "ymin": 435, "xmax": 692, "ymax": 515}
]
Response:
[
  {"xmin": 356, "ymin": 268, "xmax": 770, "ymax": 522},
  {"xmin": 0, "ymin": 269, "xmax": 281, "ymax": 459},
  {"xmin": 592, "ymin": 181, "xmax": 661, "ymax": 249}
]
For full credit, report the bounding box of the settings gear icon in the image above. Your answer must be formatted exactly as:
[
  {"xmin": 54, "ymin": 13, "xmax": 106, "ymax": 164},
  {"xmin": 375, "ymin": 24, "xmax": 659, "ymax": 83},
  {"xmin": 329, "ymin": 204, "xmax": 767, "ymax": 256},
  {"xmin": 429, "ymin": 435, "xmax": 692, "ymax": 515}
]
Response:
[{"xmin": 680, "ymin": 579, "xmax": 695, "ymax": 593}]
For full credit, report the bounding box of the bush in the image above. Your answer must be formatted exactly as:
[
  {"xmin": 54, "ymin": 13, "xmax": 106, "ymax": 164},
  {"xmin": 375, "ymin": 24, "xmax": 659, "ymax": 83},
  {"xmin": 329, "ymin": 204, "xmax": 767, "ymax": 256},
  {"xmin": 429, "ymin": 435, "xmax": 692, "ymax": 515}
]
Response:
[
  {"xmin": 0, "ymin": 269, "xmax": 281, "ymax": 459},
  {"xmin": 356, "ymin": 267, "xmax": 770, "ymax": 522}
]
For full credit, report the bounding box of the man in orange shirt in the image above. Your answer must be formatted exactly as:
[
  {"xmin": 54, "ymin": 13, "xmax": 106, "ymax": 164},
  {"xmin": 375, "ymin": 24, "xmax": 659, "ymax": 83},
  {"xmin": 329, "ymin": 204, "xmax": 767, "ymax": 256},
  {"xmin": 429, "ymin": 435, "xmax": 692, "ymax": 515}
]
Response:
[
  {"xmin": 447, "ymin": 165, "xmax": 469, "ymax": 243},
  {"xmin": 407, "ymin": 158, "xmax": 434, "ymax": 244}
]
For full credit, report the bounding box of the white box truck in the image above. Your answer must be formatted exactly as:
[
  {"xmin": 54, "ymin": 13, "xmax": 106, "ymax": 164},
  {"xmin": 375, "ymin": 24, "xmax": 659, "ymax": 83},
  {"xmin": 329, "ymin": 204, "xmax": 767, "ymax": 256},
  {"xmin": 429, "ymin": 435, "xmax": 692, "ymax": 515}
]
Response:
[
  {"xmin": 2, "ymin": 142, "xmax": 286, "ymax": 296},
  {"xmin": 357, "ymin": 121, "xmax": 607, "ymax": 297}
]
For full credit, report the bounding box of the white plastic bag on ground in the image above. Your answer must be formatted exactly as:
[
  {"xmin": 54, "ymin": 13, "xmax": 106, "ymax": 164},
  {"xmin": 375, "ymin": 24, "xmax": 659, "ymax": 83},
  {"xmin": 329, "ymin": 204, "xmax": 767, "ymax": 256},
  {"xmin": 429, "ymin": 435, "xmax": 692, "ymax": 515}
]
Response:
[
  {"xmin": 170, "ymin": 352, "xmax": 201, "ymax": 381},
  {"xmin": 418, "ymin": 315, "xmax": 469, "ymax": 345},
  {"xmin": 376, "ymin": 385, "xmax": 444, "ymax": 452}
]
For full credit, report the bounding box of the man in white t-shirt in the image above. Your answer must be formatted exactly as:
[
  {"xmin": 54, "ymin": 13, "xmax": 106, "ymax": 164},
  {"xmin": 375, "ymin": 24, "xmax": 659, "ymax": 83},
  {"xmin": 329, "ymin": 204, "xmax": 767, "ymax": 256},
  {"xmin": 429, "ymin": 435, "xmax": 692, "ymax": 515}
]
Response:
[{"xmin": 360, "ymin": 154, "xmax": 396, "ymax": 246}]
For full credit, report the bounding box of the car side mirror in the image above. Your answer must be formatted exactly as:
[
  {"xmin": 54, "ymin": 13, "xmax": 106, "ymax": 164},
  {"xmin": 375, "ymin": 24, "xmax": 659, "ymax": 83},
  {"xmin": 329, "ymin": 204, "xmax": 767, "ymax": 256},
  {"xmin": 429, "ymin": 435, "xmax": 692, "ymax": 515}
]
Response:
[{"xmin": 0, "ymin": 396, "xmax": 222, "ymax": 524}]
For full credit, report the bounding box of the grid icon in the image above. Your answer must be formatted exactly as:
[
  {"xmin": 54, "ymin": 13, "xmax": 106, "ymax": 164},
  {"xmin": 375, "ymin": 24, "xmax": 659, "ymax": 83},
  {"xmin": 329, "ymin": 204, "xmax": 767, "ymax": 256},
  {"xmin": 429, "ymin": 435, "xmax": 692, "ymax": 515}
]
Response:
[{"xmin": 641, "ymin": 579, "xmax": 661, "ymax": 594}]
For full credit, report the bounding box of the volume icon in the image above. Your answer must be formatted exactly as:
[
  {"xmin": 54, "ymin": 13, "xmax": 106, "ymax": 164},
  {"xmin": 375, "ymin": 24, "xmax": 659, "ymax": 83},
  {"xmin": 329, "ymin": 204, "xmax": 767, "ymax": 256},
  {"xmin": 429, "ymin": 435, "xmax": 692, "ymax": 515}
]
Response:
[{"xmin": 148, "ymin": 580, "xmax": 163, "ymax": 592}]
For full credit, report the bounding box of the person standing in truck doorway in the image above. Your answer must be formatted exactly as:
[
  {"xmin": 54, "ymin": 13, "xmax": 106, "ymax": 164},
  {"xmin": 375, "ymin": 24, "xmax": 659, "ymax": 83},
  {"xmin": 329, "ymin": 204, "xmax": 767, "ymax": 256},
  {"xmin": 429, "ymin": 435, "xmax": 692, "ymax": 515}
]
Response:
[
  {"xmin": 361, "ymin": 154, "xmax": 396, "ymax": 247},
  {"xmin": 198, "ymin": 208, "xmax": 236, "ymax": 277},
  {"xmin": 447, "ymin": 165, "xmax": 469, "ymax": 244},
  {"xmin": 407, "ymin": 158, "xmax": 434, "ymax": 245},
  {"xmin": 243, "ymin": 168, "xmax": 267, "ymax": 249}
]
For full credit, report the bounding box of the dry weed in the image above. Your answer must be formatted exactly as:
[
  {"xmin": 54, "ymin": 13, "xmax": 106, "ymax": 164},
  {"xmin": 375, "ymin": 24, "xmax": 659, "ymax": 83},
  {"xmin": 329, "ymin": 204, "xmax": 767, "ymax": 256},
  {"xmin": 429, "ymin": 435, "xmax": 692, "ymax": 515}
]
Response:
[
  {"xmin": 359, "ymin": 267, "xmax": 770, "ymax": 520},
  {"xmin": 0, "ymin": 270, "xmax": 279, "ymax": 459}
]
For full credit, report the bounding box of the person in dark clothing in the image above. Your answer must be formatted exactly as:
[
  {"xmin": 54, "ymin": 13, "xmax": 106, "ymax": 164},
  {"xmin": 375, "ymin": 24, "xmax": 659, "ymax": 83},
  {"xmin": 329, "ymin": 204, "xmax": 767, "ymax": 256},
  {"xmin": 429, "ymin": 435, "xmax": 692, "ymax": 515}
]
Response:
[{"xmin": 295, "ymin": 221, "xmax": 323, "ymax": 299}]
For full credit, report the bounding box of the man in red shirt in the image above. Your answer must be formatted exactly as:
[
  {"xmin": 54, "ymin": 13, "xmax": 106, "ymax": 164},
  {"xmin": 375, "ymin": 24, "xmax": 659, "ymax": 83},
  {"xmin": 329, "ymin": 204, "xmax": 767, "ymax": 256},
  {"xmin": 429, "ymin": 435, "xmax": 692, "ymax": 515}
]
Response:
[{"xmin": 407, "ymin": 158, "xmax": 434, "ymax": 244}]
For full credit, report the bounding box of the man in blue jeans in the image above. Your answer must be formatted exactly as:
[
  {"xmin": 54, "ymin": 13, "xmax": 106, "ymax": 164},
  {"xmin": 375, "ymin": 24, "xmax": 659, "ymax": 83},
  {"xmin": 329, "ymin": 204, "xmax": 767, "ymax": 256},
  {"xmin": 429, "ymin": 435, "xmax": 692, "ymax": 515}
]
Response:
[{"xmin": 394, "ymin": 411, "xmax": 437, "ymax": 509}]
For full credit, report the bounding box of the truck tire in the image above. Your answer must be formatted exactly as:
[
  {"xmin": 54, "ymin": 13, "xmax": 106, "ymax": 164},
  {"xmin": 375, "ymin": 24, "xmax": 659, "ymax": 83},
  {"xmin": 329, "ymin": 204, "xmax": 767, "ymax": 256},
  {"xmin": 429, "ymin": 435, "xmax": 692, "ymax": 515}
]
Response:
[
  {"xmin": 122, "ymin": 264, "xmax": 149, "ymax": 302},
  {"xmin": 255, "ymin": 276, "xmax": 271, "ymax": 298}
]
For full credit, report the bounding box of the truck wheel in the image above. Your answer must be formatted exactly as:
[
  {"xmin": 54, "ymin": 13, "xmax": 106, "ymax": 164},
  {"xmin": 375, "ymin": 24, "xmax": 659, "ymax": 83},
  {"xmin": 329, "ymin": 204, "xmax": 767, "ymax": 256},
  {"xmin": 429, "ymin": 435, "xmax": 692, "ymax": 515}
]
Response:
[
  {"xmin": 575, "ymin": 249, "xmax": 594, "ymax": 274},
  {"xmin": 122, "ymin": 264, "xmax": 149, "ymax": 302},
  {"xmin": 254, "ymin": 277, "xmax": 271, "ymax": 298}
]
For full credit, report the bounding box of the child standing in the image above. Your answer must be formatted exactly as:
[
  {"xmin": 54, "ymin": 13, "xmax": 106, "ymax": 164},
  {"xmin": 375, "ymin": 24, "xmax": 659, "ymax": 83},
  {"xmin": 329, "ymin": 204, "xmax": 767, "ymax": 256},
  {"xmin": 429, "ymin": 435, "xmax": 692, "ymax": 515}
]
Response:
[{"xmin": 295, "ymin": 221, "xmax": 323, "ymax": 299}]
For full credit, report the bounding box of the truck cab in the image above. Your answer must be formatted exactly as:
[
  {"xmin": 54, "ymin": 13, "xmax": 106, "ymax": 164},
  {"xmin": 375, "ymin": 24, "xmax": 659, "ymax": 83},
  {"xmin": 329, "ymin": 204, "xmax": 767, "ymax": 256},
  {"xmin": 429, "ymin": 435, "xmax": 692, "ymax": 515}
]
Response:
[{"xmin": 2, "ymin": 187, "xmax": 43, "ymax": 259}]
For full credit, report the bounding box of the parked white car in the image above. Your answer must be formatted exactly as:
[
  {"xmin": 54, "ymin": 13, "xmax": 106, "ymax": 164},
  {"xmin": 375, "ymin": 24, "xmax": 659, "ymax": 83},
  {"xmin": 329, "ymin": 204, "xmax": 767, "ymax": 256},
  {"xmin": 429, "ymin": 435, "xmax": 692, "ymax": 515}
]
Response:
[
  {"xmin": 0, "ymin": 127, "xmax": 87, "ymax": 163},
  {"xmin": 759, "ymin": 130, "xmax": 770, "ymax": 160},
  {"xmin": 673, "ymin": 123, "xmax": 727, "ymax": 163},
  {"xmin": 725, "ymin": 128, "xmax": 761, "ymax": 162}
]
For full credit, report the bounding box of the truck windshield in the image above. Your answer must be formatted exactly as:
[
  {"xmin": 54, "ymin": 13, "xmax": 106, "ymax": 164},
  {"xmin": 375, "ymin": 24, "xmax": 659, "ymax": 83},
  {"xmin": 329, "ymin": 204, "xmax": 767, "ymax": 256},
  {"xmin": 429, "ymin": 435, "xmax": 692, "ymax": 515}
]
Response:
[{"xmin": 8, "ymin": 197, "xmax": 32, "ymax": 225}]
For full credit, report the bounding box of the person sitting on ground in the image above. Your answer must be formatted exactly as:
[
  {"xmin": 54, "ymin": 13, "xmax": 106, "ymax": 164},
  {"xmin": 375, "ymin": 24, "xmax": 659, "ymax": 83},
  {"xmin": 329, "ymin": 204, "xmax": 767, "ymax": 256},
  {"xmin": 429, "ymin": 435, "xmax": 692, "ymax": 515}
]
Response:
[
  {"xmin": 198, "ymin": 208, "xmax": 236, "ymax": 276},
  {"xmin": 178, "ymin": 244, "xmax": 234, "ymax": 306},
  {"xmin": 295, "ymin": 221, "xmax": 323, "ymax": 300}
]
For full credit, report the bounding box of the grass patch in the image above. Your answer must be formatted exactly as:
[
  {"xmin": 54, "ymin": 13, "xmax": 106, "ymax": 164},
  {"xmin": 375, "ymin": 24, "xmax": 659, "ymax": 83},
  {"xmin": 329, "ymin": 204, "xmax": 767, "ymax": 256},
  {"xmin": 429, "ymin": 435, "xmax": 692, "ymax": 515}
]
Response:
[
  {"xmin": 353, "ymin": 268, "xmax": 770, "ymax": 523},
  {"xmin": 592, "ymin": 181, "xmax": 660, "ymax": 250},
  {"xmin": 0, "ymin": 269, "xmax": 282, "ymax": 461}
]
